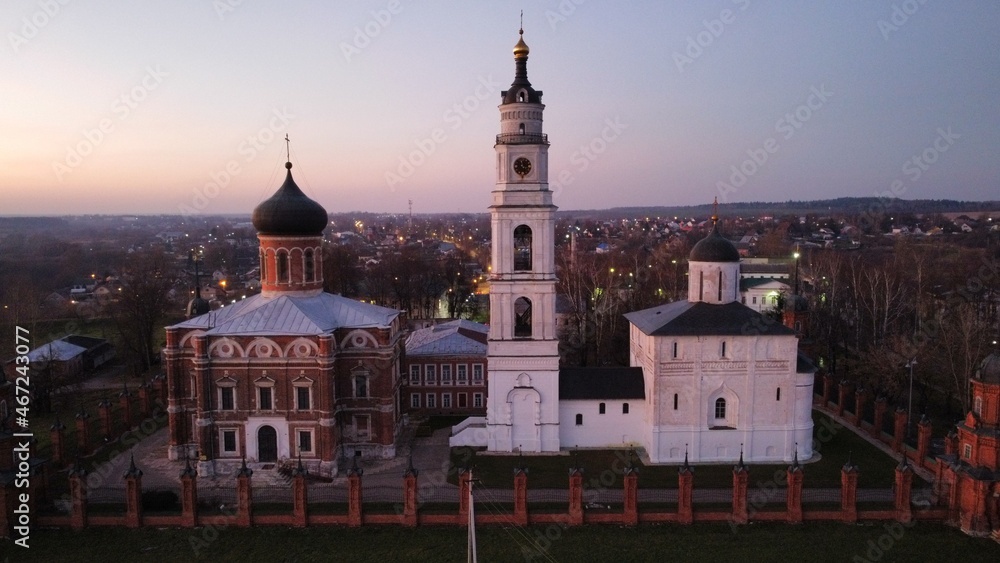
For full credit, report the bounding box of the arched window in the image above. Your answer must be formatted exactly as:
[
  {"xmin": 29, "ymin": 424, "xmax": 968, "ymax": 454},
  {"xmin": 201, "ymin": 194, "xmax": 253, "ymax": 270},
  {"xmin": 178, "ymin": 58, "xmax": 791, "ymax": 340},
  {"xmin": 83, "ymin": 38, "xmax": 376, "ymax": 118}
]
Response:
[
  {"xmin": 304, "ymin": 249, "xmax": 315, "ymax": 282},
  {"xmin": 599, "ymin": 402, "xmax": 606, "ymax": 414},
  {"xmin": 714, "ymin": 397, "xmax": 727, "ymax": 420},
  {"xmin": 720, "ymin": 341, "xmax": 727, "ymax": 358},
  {"xmin": 514, "ymin": 297, "xmax": 532, "ymax": 338},
  {"xmin": 718, "ymin": 271, "xmax": 723, "ymax": 301},
  {"xmin": 513, "ymin": 225, "xmax": 532, "ymax": 271},
  {"xmin": 672, "ymin": 342, "xmax": 678, "ymax": 358},
  {"xmin": 518, "ymin": 91, "xmax": 525, "ymax": 102},
  {"xmin": 974, "ymin": 396, "xmax": 982, "ymax": 415},
  {"xmin": 776, "ymin": 388, "xmax": 781, "ymax": 401},
  {"xmin": 260, "ymin": 250, "xmax": 267, "ymax": 283},
  {"xmin": 575, "ymin": 413, "xmax": 583, "ymax": 425},
  {"xmin": 277, "ymin": 251, "xmax": 288, "ymax": 283},
  {"xmin": 518, "ymin": 123, "xmax": 525, "ymax": 135},
  {"xmin": 622, "ymin": 403, "xmax": 629, "ymax": 414}
]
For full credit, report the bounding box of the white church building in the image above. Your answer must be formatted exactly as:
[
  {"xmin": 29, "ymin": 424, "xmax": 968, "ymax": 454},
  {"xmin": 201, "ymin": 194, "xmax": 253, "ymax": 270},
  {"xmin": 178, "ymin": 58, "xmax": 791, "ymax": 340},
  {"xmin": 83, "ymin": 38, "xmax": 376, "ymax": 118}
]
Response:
[{"xmin": 450, "ymin": 29, "xmax": 814, "ymax": 464}]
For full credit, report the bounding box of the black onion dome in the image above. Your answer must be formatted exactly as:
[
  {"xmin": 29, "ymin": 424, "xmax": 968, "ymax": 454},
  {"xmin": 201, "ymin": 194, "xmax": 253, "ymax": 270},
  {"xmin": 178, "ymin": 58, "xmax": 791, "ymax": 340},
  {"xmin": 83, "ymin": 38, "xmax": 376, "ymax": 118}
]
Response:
[
  {"xmin": 690, "ymin": 223, "xmax": 740, "ymax": 262},
  {"xmin": 977, "ymin": 352, "xmax": 1000, "ymax": 384},
  {"xmin": 252, "ymin": 163, "xmax": 328, "ymax": 236},
  {"xmin": 186, "ymin": 296, "xmax": 209, "ymax": 319}
]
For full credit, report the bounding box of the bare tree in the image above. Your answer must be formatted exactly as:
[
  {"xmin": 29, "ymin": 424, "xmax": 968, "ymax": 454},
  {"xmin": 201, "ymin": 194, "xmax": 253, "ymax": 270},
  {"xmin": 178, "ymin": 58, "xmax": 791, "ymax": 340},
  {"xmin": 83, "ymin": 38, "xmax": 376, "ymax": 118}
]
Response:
[{"xmin": 107, "ymin": 249, "xmax": 174, "ymax": 377}]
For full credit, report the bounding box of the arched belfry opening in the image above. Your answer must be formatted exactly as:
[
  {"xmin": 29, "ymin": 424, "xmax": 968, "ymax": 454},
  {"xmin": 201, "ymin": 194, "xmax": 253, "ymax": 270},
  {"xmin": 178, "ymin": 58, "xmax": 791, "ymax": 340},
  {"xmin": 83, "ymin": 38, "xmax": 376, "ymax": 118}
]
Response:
[
  {"xmin": 514, "ymin": 296, "xmax": 532, "ymax": 338},
  {"xmin": 514, "ymin": 225, "xmax": 532, "ymax": 271}
]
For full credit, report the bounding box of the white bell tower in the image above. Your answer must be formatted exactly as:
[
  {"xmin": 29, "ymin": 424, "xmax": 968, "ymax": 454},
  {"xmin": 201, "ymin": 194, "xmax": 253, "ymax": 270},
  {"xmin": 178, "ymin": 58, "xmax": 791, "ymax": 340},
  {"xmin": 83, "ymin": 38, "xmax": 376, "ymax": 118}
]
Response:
[{"xmin": 485, "ymin": 26, "xmax": 561, "ymax": 453}]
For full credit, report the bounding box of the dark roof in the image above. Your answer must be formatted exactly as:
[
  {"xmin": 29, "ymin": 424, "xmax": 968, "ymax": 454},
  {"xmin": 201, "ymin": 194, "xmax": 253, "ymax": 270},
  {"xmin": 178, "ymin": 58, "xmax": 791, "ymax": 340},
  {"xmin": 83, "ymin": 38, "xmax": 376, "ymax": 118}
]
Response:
[
  {"xmin": 797, "ymin": 352, "xmax": 816, "ymax": 374},
  {"xmin": 501, "ymin": 34, "xmax": 542, "ymax": 105},
  {"xmin": 977, "ymin": 352, "xmax": 1000, "ymax": 384},
  {"xmin": 625, "ymin": 301, "xmax": 796, "ymax": 337},
  {"xmin": 559, "ymin": 367, "xmax": 645, "ymax": 401},
  {"xmin": 690, "ymin": 224, "xmax": 740, "ymax": 263},
  {"xmin": 739, "ymin": 277, "xmax": 787, "ymax": 291},
  {"xmin": 252, "ymin": 163, "xmax": 328, "ymax": 236}
]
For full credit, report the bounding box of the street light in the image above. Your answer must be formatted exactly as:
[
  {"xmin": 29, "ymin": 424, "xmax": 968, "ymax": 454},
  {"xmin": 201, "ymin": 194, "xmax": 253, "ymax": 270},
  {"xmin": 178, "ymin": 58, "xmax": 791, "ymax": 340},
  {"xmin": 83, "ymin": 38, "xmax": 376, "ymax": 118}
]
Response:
[
  {"xmin": 906, "ymin": 358, "xmax": 917, "ymax": 440},
  {"xmin": 793, "ymin": 249, "xmax": 801, "ymax": 295}
]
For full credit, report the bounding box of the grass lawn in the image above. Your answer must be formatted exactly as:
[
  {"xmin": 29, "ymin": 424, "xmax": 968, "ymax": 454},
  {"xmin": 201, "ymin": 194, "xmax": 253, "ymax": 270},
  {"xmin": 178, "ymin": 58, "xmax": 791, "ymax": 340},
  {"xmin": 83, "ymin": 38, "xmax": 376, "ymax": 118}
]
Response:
[
  {"xmin": 449, "ymin": 411, "xmax": 922, "ymax": 489},
  {"xmin": 13, "ymin": 522, "xmax": 998, "ymax": 562}
]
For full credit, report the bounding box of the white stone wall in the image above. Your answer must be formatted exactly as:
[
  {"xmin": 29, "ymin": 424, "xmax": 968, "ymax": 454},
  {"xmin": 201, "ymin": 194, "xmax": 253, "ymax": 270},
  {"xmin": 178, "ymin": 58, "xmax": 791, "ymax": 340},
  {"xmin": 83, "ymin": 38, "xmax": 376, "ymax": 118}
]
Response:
[{"xmin": 559, "ymin": 399, "xmax": 646, "ymax": 449}]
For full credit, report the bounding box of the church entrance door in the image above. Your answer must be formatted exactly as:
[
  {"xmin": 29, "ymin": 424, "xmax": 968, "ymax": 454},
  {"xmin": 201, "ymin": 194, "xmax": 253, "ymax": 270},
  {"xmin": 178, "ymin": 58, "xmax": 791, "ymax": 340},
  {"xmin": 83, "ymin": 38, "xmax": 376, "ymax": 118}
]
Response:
[{"xmin": 258, "ymin": 425, "xmax": 277, "ymax": 462}]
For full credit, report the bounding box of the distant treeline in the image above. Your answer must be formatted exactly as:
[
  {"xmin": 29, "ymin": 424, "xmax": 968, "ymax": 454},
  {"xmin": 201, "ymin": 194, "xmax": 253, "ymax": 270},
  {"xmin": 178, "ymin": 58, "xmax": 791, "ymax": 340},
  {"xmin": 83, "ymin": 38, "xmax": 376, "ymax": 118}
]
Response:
[{"xmin": 563, "ymin": 197, "xmax": 1000, "ymax": 220}]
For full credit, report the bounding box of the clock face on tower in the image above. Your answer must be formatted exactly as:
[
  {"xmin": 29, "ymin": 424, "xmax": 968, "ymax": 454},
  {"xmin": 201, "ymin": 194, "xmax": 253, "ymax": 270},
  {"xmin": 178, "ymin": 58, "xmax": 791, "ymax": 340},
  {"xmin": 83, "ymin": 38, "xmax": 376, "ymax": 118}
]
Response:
[{"xmin": 513, "ymin": 157, "xmax": 532, "ymax": 178}]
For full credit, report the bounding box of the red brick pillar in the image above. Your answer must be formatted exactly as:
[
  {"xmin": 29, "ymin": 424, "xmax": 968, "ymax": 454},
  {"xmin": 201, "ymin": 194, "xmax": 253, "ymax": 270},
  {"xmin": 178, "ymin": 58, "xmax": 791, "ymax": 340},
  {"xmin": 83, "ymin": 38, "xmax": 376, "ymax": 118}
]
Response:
[
  {"xmin": 894, "ymin": 458, "xmax": 913, "ymax": 523},
  {"xmin": 732, "ymin": 455, "xmax": 749, "ymax": 525},
  {"xmin": 235, "ymin": 459, "xmax": 253, "ymax": 527},
  {"xmin": 180, "ymin": 460, "xmax": 198, "ymax": 527},
  {"xmin": 124, "ymin": 455, "xmax": 143, "ymax": 528},
  {"xmin": 786, "ymin": 455, "xmax": 803, "ymax": 524},
  {"xmin": 892, "ymin": 407, "xmax": 907, "ymax": 452},
  {"xmin": 958, "ymin": 476, "xmax": 992, "ymax": 536},
  {"xmin": 138, "ymin": 383, "xmax": 152, "ymax": 419},
  {"xmin": 98, "ymin": 398, "xmax": 113, "ymax": 441},
  {"xmin": 75, "ymin": 410, "xmax": 91, "ymax": 455},
  {"xmin": 49, "ymin": 419, "xmax": 66, "ymax": 467},
  {"xmin": 347, "ymin": 461, "xmax": 362, "ymax": 528},
  {"xmin": 69, "ymin": 465, "xmax": 88, "ymax": 531},
  {"xmin": 873, "ymin": 396, "xmax": 887, "ymax": 439},
  {"xmin": 822, "ymin": 373, "xmax": 833, "ymax": 406},
  {"xmin": 854, "ymin": 387, "xmax": 866, "ymax": 428},
  {"xmin": 678, "ymin": 457, "xmax": 694, "ymax": 525},
  {"xmin": 623, "ymin": 467, "xmax": 639, "ymax": 526},
  {"xmin": 841, "ymin": 460, "xmax": 859, "ymax": 524},
  {"xmin": 568, "ymin": 468, "xmax": 584, "ymax": 525},
  {"xmin": 458, "ymin": 468, "xmax": 470, "ymax": 525},
  {"xmin": 513, "ymin": 467, "xmax": 528, "ymax": 526},
  {"xmin": 119, "ymin": 387, "xmax": 133, "ymax": 431},
  {"xmin": 402, "ymin": 460, "xmax": 417, "ymax": 527},
  {"xmin": 944, "ymin": 431, "xmax": 958, "ymax": 457},
  {"xmin": 837, "ymin": 380, "xmax": 851, "ymax": 417},
  {"xmin": 916, "ymin": 416, "xmax": 932, "ymax": 467},
  {"xmin": 292, "ymin": 459, "xmax": 308, "ymax": 528}
]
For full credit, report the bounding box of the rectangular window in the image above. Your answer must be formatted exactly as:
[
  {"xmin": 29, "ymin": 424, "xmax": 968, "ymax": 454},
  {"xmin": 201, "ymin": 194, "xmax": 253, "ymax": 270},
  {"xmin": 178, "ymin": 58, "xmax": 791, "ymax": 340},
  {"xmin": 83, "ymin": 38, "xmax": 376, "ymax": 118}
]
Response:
[
  {"xmin": 776, "ymin": 388, "xmax": 781, "ymax": 401},
  {"xmin": 410, "ymin": 364, "xmax": 421, "ymax": 383},
  {"xmin": 296, "ymin": 387, "xmax": 311, "ymax": 410},
  {"xmin": 457, "ymin": 364, "xmax": 468, "ymax": 383},
  {"xmin": 425, "ymin": 365, "xmax": 436, "ymax": 385},
  {"xmin": 442, "ymin": 393, "xmax": 452, "ymax": 408},
  {"xmin": 672, "ymin": 342, "xmax": 678, "ymax": 359},
  {"xmin": 472, "ymin": 364, "xmax": 483, "ymax": 383},
  {"xmin": 458, "ymin": 393, "xmax": 468, "ymax": 408},
  {"xmin": 354, "ymin": 416, "xmax": 371, "ymax": 441},
  {"xmin": 963, "ymin": 443, "xmax": 972, "ymax": 460},
  {"xmin": 258, "ymin": 387, "xmax": 273, "ymax": 410},
  {"xmin": 222, "ymin": 430, "xmax": 237, "ymax": 453},
  {"xmin": 721, "ymin": 341, "xmax": 727, "ymax": 358},
  {"xmin": 441, "ymin": 364, "xmax": 452, "ymax": 384},
  {"xmin": 599, "ymin": 402, "xmax": 606, "ymax": 414},
  {"xmin": 752, "ymin": 296, "xmax": 757, "ymax": 304},
  {"xmin": 673, "ymin": 393, "xmax": 678, "ymax": 410},
  {"xmin": 354, "ymin": 375, "xmax": 368, "ymax": 398},
  {"xmin": 220, "ymin": 387, "xmax": 235, "ymax": 410},
  {"xmin": 297, "ymin": 430, "xmax": 313, "ymax": 454},
  {"xmin": 473, "ymin": 393, "xmax": 483, "ymax": 408},
  {"xmin": 426, "ymin": 393, "xmax": 437, "ymax": 409},
  {"xmin": 410, "ymin": 393, "xmax": 421, "ymax": 408}
]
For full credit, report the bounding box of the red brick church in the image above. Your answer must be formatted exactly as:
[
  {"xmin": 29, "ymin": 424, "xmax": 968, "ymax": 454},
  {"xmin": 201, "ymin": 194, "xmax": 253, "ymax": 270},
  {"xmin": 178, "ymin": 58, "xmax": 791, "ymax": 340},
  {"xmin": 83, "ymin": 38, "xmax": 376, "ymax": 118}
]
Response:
[{"xmin": 164, "ymin": 159, "xmax": 405, "ymax": 477}]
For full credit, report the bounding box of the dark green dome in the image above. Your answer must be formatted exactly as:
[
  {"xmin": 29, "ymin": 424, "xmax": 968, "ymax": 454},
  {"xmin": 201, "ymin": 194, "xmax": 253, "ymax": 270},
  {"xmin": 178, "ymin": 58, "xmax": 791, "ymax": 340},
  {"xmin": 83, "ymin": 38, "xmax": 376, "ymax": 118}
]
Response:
[{"xmin": 252, "ymin": 163, "xmax": 328, "ymax": 236}]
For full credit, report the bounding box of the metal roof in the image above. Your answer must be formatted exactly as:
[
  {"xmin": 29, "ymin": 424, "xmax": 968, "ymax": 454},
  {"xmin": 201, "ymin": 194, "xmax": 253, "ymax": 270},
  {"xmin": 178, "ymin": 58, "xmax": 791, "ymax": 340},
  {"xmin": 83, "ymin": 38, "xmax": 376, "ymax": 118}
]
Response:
[
  {"xmin": 559, "ymin": 367, "xmax": 646, "ymax": 400},
  {"xmin": 27, "ymin": 340, "xmax": 87, "ymax": 362},
  {"xmin": 624, "ymin": 301, "xmax": 796, "ymax": 337},
  {"xmin": 171, "ymin": 293, "xmax": 400, "ymax": 336},
  {"xmin": 406, "ymin": 319, "xmax": 488, "ymax": 356}
]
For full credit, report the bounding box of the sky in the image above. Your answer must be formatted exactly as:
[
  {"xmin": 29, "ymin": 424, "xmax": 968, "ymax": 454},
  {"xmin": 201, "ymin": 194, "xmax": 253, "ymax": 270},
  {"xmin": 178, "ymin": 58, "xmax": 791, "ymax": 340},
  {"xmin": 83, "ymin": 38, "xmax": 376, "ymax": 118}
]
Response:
[{"xmin": 2, "ymin": 1, "xmax": 999, "ymax": 216}]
